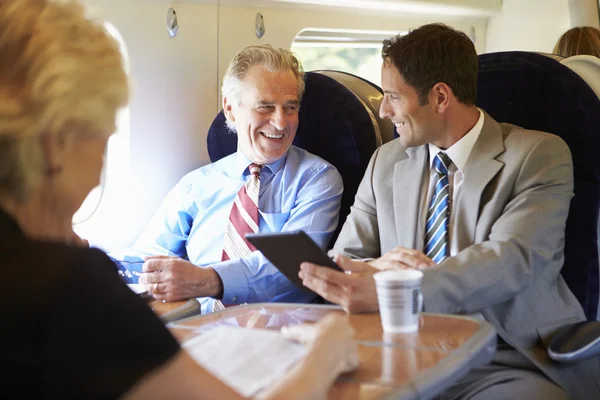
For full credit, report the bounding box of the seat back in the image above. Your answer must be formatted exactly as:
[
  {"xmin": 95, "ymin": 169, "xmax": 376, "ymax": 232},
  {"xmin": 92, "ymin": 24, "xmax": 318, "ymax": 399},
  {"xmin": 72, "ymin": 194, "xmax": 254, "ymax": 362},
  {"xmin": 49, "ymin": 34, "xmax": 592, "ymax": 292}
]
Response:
[
  {"xmin": 561, "ymin": 55, "xmax": 600, "ymax": 99},
  {"xmin": 477, "ymin": 51, "xmax": 600, "ymax": 320},
  {"xmin": 207, "ymin": 71, "xmax": 380, "ymax": 244},
  {"xmin": 314, "ymin": 70, "xmax": 396, "ymax": 144}
]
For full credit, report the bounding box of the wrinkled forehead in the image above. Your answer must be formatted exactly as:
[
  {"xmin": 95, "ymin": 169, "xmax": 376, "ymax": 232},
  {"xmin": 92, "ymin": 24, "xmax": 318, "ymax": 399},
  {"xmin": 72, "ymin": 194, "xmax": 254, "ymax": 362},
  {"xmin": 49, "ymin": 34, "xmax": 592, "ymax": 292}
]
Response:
[{"xmin": 238, "ymin": 66, "xmax": 299, "ymax": 104}]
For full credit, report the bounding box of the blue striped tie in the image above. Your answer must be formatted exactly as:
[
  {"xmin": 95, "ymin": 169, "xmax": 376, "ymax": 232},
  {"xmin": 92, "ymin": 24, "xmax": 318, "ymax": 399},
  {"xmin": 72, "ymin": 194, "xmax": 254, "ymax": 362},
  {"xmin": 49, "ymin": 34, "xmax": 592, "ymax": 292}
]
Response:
[{"xmin": 424, "ymin": 152, "xmax": 452, "ymax": 264}]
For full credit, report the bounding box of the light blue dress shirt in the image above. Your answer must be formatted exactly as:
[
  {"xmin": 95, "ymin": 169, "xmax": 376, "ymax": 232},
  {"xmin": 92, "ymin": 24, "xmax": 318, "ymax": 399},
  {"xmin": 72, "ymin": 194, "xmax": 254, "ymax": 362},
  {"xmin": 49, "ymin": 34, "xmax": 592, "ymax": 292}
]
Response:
[{"xmin": 118, "ymin": 146, "xmax": 343, "ymax": 313}]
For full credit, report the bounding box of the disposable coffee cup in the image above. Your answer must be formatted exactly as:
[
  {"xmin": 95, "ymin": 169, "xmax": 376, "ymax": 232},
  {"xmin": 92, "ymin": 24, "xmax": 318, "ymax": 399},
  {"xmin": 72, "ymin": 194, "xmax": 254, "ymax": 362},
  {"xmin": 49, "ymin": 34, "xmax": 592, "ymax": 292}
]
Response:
[{"xmin": 374, "ymin": 269, "xmax": 423, "ymax": 333}]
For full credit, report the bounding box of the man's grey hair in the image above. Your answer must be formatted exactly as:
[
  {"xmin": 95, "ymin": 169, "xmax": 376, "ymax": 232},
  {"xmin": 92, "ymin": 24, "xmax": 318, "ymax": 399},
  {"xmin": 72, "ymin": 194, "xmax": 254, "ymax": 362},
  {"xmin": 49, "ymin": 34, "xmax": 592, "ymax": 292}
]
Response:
[{"xmin": 221, "ymin": 45, "xmax": 305, "ymax": 132}]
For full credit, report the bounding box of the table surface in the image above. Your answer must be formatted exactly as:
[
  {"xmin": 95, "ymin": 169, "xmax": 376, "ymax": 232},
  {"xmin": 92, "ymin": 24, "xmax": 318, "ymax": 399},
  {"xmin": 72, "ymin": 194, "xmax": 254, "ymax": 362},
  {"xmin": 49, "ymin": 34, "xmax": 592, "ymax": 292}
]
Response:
[{"xmin": 168, "ymin": 303, "xmax": 496, "ymax": 400}]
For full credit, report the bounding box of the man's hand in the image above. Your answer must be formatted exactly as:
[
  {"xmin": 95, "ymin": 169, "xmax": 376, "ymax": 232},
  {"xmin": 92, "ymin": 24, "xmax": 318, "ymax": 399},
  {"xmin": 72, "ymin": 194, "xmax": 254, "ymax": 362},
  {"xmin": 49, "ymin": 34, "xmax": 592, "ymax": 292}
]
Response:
[
  {"xmin": 138, "ymin": 256, "xmax": 224, "ymax": 302},
  {"xmin": 369, "ymin": 246, "xmax": 436, "ymax": 271},
  {"xmin": 299, "ymin": 255, "xmax": 379, "ymax": 313}
]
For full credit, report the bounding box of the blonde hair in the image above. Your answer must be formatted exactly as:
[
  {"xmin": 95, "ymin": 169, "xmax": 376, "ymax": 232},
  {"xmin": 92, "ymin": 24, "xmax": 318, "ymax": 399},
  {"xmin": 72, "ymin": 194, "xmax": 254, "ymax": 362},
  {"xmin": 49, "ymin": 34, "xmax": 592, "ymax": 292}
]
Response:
[
  {"xmin": 0, "ymin": 0, "xmax": 129, "ymax": 200},
  {"xmin": 554, "ymin": 26, "xmax": 600, "ymax": 58},
  {"xmin": 221, "ymin": 45, "xmax": 305, "ymax": 131}
]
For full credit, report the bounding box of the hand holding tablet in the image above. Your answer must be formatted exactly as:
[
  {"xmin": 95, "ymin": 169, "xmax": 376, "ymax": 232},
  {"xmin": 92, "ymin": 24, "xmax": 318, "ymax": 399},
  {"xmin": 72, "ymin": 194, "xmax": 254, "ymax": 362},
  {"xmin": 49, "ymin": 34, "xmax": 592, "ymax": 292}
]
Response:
[{"xmin": 246, "ymin": 231, "xmax": 342, "ymax": 293}]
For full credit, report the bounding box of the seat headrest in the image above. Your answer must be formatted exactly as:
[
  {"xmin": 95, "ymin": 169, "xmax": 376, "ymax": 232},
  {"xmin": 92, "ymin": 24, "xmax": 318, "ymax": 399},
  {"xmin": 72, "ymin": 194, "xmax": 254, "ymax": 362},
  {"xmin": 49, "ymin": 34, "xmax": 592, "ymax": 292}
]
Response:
[
  {"xmin": 207, "ymin": 71, "xmax": 380, "ymax": 243},
  {"xmin": 477, "ymin": 51, "xmax": 600, "ymax": 320},
  {"xmin": 561, "ymin": 55, "xmax": 600, "ymax": 99},
  {"xmin": 314, "ymin": 70, "xmax": 397, "ymax": 144},
  {"xmin": 478, "ymin": 51, "xmax": 600, "ymax": 183}
]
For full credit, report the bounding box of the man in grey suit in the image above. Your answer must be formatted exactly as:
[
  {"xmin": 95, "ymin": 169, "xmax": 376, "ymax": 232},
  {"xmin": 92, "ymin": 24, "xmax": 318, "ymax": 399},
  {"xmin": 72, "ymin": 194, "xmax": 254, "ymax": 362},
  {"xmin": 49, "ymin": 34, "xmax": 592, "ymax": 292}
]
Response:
[{"xmin": 299, "ymin": 24, "xmax": 600, "ymax": 399}]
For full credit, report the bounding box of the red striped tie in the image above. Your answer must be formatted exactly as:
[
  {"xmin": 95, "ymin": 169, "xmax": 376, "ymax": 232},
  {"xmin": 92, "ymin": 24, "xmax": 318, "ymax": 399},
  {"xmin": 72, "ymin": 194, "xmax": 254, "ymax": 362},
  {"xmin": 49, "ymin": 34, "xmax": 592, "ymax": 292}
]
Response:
[
  {"xmin": 213, "ymin": 164, "xmax": 263, "ymax": 312},
  {"xmin": 221, "ymin": 164, "xmax": 263, "ymax": 261}
]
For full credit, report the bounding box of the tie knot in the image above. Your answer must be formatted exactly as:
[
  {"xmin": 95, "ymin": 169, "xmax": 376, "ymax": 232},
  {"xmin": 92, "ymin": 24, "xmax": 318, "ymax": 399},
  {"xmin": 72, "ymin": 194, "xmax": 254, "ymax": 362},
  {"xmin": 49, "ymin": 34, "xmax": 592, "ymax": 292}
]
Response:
[
  {"xmin": 248, "ymin": 163, "xmax": 263, "ymax": 178},
  {"xmin": 433, "ymin": 152, "xmax": 451, "ymax": 175}
]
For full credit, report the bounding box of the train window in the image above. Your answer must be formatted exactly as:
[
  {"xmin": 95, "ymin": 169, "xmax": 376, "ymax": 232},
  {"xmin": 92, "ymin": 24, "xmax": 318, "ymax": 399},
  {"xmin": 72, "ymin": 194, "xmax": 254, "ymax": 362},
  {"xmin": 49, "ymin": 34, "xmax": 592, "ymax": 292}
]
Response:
[
  {"xmin": 291, "ymin": 29, "xmax": 405, "ymax": 87},
  {"xmin": 72, "ymin": 22, "xmax": 130, "ymax": 250}
]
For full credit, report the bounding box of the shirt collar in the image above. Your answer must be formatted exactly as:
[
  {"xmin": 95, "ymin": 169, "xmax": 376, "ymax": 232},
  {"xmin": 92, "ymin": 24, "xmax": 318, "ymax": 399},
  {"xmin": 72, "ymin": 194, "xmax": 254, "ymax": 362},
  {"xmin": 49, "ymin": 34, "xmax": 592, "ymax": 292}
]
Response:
[
  {"xmin": 428, "ymin": 108, "xmax": 484, "ymax": 172},
  {"xmin": 233, "ymin": 149, "xmax": 288, "ymax": 179}
]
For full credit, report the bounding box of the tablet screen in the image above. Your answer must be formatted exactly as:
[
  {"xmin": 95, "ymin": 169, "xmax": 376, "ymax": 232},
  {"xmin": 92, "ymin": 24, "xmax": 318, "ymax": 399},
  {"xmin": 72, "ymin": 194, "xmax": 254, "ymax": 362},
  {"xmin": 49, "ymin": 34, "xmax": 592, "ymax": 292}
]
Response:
[{"xmin": 246, "ymin": 231, "xmax": 341, "ymax": 292}]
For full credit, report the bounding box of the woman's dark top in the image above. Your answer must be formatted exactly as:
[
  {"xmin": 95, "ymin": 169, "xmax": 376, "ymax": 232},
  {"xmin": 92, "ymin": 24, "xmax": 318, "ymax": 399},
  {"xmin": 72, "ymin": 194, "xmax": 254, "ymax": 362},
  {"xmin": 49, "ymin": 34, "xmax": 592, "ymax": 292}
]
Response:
[{"xmin": 0, "ymin": 209, "xmax": 180, "ymax": 398}]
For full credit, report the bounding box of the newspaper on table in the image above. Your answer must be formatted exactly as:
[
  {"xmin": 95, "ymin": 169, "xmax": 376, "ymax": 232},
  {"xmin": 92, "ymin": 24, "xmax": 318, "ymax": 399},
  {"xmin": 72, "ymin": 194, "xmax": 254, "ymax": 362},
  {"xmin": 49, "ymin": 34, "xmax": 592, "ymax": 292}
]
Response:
[{"xmin": 182, "ymin": 326, "xmax": 308, "ymax": 397}]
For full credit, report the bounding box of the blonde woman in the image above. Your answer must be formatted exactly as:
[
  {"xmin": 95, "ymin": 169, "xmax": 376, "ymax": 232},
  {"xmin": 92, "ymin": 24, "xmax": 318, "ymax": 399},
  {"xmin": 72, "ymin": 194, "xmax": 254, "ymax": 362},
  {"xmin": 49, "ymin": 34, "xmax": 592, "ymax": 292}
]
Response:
[
  {"xmin": 554, "ymin": 26, "xmax": 600, "ymax": 58},
  {"xmin": 0, "ymin": 1, "xmax": 357, "ymax": 399}
]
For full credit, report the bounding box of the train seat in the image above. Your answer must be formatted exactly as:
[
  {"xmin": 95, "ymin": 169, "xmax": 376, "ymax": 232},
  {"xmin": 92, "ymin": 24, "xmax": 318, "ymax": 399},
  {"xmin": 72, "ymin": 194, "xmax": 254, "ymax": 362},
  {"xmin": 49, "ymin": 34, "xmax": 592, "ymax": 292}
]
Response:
[
  {"xmin": 477, "ymin": 51, "xmax": 600, "ymax": 322},
  {"xmin": 313, "ymin": 70, "xmax": 396, "ymax": 144},
  {"xmin": 561, "ymin": 55, "xmax": 600, "ymax": 99}
]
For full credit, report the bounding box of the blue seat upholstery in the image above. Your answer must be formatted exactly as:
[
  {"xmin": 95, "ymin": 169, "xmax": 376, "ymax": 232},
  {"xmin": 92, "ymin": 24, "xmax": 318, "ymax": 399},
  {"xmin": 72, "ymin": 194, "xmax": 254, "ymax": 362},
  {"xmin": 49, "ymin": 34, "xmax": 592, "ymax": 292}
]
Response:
[
  {"xmin": 477, "ymin": 51, "xmax": 600, "ymax": 321},
  {"xmin": 207, "ymin": 71, "xmax": 379, "ymax": 244}
]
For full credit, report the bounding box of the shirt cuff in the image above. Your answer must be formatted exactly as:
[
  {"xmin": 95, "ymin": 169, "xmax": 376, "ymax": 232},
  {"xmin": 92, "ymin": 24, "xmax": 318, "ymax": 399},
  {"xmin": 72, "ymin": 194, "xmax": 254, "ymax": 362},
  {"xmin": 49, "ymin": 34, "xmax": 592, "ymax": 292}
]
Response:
[{"xmin": 212, "ymin": 259, "xmax": 250, "ymax": 305}]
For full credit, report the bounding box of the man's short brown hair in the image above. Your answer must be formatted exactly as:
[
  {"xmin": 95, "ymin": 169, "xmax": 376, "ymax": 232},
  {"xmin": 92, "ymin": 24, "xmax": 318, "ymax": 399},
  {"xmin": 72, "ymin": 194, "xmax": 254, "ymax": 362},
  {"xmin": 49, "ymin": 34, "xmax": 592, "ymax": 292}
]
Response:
[{"xmin": 382, "ymin": 23, "xmax": 478, "ymax": 106}]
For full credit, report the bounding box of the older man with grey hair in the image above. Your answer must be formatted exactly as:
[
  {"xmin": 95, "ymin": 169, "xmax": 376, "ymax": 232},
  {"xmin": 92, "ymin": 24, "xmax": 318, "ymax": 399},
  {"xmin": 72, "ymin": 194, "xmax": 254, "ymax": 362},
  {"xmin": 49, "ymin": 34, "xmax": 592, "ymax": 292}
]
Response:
[{"xmin": 117, "ymin": 45, "xmax": 343, "ymax": 313}]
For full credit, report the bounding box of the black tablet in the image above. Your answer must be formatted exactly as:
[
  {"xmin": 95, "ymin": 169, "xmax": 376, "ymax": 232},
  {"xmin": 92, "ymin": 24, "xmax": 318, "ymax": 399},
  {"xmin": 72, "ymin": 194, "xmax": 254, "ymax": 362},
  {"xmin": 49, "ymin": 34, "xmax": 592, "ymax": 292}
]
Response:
[{"xmin": 246, "ymin": 230, "xmax": 343, "ymax": 292}]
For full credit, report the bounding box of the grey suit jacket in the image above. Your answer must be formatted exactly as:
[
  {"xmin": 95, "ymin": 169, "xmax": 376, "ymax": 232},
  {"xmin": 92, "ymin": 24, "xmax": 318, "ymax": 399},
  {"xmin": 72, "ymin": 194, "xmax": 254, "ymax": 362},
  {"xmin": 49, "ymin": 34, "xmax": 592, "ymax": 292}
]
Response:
[{"xmin": 333, "ymin": 112, "xmax": 600, "ymax": 398}]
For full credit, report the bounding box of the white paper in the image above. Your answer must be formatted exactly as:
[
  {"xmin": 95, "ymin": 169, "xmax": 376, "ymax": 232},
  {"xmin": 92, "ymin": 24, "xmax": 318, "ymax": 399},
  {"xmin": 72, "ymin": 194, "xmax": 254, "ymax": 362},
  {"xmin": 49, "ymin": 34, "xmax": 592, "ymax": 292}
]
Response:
[{"xmin": 182, "ymin": 326, "xmax": 308, "ymax": 397}]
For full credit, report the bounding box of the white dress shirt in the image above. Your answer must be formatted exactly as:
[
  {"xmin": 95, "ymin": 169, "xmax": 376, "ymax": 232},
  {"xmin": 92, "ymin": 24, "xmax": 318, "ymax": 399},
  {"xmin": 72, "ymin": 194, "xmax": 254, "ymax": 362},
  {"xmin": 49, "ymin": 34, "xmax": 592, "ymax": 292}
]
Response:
[{"xmin": 418, "ymin": 109, "xmax": 485, "ymax": 257}]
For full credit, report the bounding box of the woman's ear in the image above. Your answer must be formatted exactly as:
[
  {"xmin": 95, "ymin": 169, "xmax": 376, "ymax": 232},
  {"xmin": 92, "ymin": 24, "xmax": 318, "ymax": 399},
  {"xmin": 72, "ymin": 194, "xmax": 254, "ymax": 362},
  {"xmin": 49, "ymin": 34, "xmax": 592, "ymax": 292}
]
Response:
[{"xmin": 40, "ymin": 133, "xmax": 64, "ymax": 176}]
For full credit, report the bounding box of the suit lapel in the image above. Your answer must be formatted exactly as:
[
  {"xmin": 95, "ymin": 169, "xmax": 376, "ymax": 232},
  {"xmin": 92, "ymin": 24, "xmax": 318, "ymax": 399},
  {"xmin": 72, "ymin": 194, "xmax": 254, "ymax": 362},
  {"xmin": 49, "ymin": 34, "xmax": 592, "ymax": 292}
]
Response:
[
  {"xmin": 393, "ymin": 146, "xmax": 428, "ymax": 249},
  {"xmin": 453, "ymin": 112, "xmax": 505, "ymax": 250}
]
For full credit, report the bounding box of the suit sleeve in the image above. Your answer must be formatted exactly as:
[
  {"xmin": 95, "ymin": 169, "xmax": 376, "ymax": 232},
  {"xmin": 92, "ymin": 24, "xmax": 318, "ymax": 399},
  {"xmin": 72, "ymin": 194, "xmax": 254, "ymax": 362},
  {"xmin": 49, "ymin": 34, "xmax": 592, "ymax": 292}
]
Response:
[
  {"xmin": 422, "ymin": 134, "xmax": 574, "ymax": 314},
  {"xmin": 331, "ymin": 147, "xmax": 382, "ymax": 259}
]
